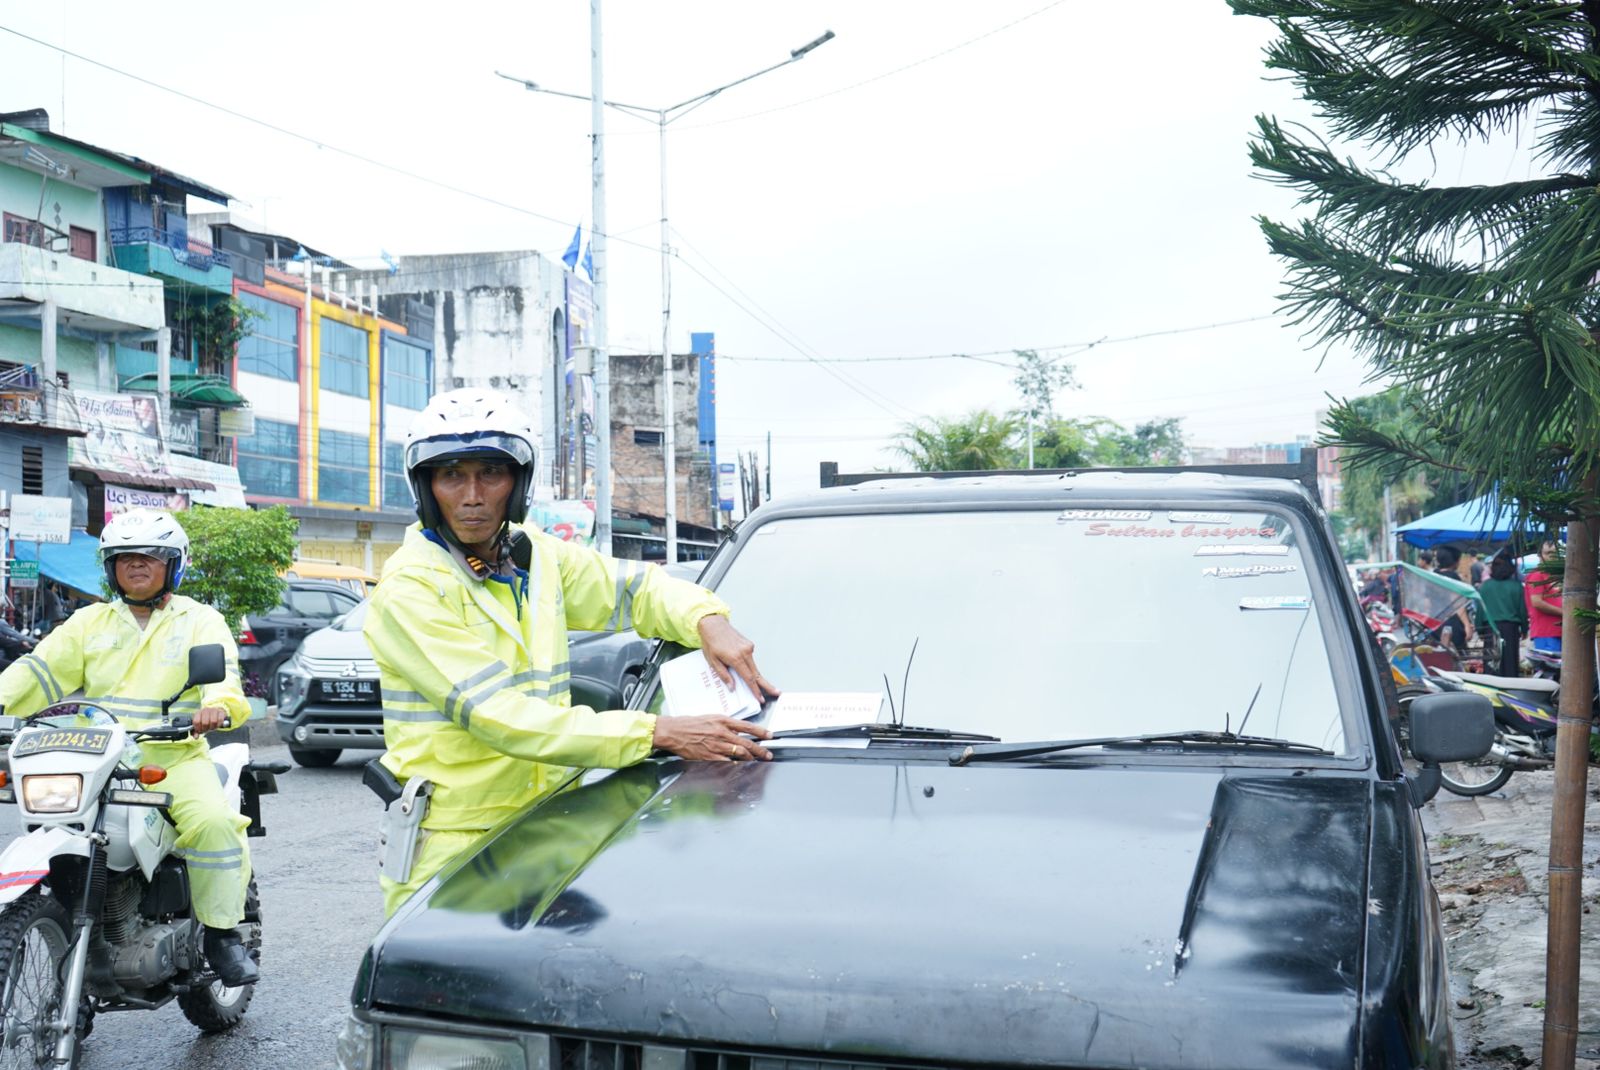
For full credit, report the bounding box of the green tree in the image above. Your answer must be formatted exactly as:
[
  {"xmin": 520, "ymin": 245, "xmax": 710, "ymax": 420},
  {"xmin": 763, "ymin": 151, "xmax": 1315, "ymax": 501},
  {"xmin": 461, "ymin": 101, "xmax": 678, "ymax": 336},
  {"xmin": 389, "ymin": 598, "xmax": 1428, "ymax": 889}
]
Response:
[
  {"xmin": 1033, "ymin": 416, "xmax": 1188, "ymax": 468},
  {"xmin": 892, "ymin": 410, "xmax": 1020, "ymax": 472},
  {"xmin": 1232, "ymin": 3, "xmax": 1600, "ymax": 1060},
  {"xmin": 174, "ymin": 506, "xmax": 297, "ymax": 627}
]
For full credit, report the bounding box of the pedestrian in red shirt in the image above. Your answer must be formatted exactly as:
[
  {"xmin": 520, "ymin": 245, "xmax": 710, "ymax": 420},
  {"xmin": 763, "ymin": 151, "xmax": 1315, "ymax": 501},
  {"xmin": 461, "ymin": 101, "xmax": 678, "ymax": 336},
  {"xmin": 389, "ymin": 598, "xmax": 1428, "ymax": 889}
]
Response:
[{"xmin": 1525, "ymin": 540, "xmax": 1563, "ymax": 655}]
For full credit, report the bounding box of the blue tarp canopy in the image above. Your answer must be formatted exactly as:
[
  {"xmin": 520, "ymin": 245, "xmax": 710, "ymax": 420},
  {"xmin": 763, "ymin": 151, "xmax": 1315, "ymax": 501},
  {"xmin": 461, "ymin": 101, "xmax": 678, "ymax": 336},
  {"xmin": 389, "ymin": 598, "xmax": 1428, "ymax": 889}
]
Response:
[
  {"xmin": 13, "ymin": 532, "xmax": 102, "ymax": 598},
  {"xmin": 1395, "ymin": 495, "xmax": 1528, "ymax": 549}
]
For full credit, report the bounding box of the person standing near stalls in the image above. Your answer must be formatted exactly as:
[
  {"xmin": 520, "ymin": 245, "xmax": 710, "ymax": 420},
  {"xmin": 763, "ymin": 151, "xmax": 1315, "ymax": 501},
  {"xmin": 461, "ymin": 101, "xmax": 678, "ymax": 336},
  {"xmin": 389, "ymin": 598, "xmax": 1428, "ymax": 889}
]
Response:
[
  {"xmin": 1431, "ymin": 546, "xmax": 1474, "ymax": 654},
  {"xmin": 364, "ymin": 390, "xmax": 779, "ymax": 916},
  {"xmin": 1477, "ymin": 554, "xmax": 1527, "ymax": 676},
  {"xmin": 1526, "ymin": 539, "xmax": 1564, "ymax": 655}
]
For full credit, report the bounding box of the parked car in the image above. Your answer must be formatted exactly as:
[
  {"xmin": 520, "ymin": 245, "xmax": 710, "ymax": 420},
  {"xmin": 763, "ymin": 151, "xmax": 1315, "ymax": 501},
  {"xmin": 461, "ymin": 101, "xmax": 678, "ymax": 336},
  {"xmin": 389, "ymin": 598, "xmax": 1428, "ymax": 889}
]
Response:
[
  {"xmin": 238, "ymin": 579, "xmax": 362, "ymax": 704},
  {"xmin": 277, "ymin": 604, "xmax": 657, "ymax": 769},
  {"xmin": 341, "ymin": 466, "xmax": 1493, "ymax": 1070},
  {"xmin": 284, "ymin": 559, "xmax": 378, "ymax": 599}
]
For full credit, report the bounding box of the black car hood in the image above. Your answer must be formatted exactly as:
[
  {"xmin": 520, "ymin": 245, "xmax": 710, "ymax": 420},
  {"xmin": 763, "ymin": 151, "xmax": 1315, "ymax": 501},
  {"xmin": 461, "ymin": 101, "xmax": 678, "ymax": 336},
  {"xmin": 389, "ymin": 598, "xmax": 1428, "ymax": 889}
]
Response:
[{"xmin": 369, "ymin": 759, "xmax": 1373, "ymax": 1069}]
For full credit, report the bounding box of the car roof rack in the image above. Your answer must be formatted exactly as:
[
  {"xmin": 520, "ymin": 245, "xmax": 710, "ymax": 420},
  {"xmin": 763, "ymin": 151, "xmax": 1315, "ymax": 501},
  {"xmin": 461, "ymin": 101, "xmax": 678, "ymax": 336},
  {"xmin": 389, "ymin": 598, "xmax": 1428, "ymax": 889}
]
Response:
[{"xmin": 819, "ymin": 450, "xmax": 1320, "ymax": 498}]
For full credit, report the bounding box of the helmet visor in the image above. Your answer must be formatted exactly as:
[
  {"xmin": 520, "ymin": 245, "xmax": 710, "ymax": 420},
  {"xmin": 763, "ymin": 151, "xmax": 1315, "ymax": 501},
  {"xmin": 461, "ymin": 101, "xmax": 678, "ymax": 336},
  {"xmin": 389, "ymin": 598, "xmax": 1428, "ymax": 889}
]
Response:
[
  {"xmin": 407, "ymin": 433, "xmax": 534, "ymax": 471},
  {"xmin": 101, "ymin": 545, "xmax": 183, "ymax": 565}
]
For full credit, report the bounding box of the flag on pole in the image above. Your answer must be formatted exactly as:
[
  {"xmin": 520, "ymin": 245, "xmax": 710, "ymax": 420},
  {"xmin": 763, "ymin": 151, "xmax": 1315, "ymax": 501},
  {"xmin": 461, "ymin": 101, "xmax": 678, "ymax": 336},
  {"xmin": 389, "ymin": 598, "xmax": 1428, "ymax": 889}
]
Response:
[
  {"xmin": 292, "ymin": 245, "xmax": 309, "ymax": 261},
  {"xmin": 582, "ymin": 242, "xmax": 594, "ymax": 280},
  {"xmin": 380, "ymin": 249, "xmax": 400, "ymax": 276},
  {"xmin": 562, "ymin": 225, "xmax": 582, "ymax": 270}
]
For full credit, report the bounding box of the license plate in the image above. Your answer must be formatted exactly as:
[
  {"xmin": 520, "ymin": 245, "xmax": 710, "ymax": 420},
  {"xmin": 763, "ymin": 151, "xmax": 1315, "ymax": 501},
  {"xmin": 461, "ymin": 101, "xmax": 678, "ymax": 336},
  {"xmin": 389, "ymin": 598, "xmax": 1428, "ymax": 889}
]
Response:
[
  {"xmin": 323, "ymin": 679, "xmax": 375, "ymax": 702},
  {"xmin": 14, "ymin": 728, "xmax": 113, "ymax": 757}
]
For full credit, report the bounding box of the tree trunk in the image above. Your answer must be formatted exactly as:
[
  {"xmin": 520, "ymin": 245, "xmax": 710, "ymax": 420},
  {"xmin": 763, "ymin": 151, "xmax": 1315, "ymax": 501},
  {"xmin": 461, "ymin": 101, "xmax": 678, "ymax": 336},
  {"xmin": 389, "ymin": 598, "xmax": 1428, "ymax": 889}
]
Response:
[{"xmin": 1541, "ymin": 468, "xmax": 1598, "ymax": 1070}]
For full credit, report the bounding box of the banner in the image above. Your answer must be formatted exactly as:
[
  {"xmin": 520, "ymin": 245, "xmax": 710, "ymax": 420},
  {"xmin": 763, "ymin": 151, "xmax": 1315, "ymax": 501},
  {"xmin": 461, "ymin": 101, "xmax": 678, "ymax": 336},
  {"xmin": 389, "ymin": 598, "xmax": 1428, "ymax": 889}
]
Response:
[
  {"xmin": 10, "ymin": 494, "xmax": 72, "ymax": 543},
  {"xmin": 531, "ymin": 499, "xmax": 595, "ymax": 545},
  {"xmin": 104, "ymin": 484, "xmax": 190, "ymax": 521},
  {"xmin": 67, "ymin": 389, "xmax": 169, "ymax": 482}
]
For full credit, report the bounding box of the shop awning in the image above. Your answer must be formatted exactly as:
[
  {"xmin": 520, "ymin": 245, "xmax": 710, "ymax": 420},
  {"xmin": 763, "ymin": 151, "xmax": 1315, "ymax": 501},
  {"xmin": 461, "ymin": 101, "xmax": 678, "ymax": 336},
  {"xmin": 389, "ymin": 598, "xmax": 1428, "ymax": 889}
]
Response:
[
  {"xmin": 118, "ymin": 373, "xmax": 249, "ymax": 409},
  {"xmin": 13, "ymin": 531, "xmax": 103, "ymax": 599},
  {"xmin": 72, "ymin": 467, "xmax": 215, "ymax": 492}
]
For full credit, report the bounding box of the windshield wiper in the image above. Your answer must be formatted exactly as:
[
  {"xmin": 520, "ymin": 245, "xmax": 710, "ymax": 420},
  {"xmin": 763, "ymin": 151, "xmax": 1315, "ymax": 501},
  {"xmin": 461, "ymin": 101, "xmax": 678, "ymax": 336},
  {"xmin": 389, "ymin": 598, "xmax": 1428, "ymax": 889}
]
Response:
[
  {"xmin": 949, "ymin": 730, "xmax": 1333, "ymax": 766},
  {"xmin": 775, "ymin": 723, "xmax": 1001, "ymax": 743}
]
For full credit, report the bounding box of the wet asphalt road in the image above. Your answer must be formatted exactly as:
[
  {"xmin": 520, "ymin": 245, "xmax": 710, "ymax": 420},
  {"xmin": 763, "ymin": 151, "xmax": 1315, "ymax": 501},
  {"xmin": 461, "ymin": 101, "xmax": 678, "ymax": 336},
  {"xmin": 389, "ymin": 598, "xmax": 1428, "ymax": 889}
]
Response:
[{"xmin": 0, "ymin": 742, "xmax": 382, "ymax": 1070}]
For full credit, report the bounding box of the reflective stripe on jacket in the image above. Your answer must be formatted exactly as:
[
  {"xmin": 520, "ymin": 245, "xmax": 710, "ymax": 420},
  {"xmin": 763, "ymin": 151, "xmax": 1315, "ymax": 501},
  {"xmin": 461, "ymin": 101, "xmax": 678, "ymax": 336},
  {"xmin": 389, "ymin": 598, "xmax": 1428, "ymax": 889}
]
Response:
[
  {"xmin": 365, "ymin": 522, "xmax": 730, "ymax": 831},
  {"xmin": 0, "ymin": 596, "xmax": 249, "ymax": 761}
]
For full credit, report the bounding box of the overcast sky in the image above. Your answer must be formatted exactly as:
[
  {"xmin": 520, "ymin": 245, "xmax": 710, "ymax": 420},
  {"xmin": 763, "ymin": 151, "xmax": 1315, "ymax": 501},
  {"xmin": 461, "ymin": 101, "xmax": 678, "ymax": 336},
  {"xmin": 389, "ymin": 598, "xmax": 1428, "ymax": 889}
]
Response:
[{"xmin": 2, "ymin": 1, "xmax": 1420, "ymax": 497}]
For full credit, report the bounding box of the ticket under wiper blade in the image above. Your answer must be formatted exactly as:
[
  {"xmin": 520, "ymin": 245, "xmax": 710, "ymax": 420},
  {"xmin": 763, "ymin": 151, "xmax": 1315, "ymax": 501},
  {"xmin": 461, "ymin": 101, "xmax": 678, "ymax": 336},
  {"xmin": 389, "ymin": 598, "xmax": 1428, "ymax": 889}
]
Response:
[
  {"xmin": 773, "ymin": 723, "xmax": 1001, "ymax": 743},
  {"xmin": 950, "ymin": 730, "xmax": 1333, "ymax": 766}
]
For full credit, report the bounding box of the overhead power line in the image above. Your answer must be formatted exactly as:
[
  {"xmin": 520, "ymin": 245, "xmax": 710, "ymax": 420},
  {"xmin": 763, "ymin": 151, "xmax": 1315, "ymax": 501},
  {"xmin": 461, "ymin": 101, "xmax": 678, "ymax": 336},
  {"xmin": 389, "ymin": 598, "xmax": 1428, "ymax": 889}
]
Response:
[{"xmin": 0, "ymin": 24, "xmax": 659, "ymax": 257}]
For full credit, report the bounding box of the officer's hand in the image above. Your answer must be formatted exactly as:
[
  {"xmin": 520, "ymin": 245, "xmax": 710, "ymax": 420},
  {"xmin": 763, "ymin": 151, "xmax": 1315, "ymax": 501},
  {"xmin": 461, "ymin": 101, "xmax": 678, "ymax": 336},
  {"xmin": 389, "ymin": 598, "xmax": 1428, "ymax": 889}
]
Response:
[
  {"xmin": 653, "ymin": 715, "xmax": 773, "ymax": 762},
  {"xmin": 191, "ymin": 706, "xmax": 228, "ymax": 736},
  {"xmin": 697, "ymin": 615, "xmax": 780, "ymax": 702}
]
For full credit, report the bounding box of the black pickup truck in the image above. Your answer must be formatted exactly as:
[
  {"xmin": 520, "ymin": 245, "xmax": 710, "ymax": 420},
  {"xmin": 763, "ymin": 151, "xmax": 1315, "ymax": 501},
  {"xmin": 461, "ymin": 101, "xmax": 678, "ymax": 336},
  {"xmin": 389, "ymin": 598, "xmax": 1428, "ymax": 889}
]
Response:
[{"xmin": 338, "ymin": 460, "xmax": 1492, "ymax": 1070}]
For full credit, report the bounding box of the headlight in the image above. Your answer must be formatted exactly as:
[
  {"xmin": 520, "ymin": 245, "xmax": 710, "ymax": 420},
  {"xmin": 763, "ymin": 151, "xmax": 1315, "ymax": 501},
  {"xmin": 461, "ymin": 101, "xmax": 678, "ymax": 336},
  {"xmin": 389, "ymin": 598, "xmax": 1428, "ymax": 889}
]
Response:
[
  {"xmin": 21, "ymin": 774, "xmax": 82, "ymax": 813},
  {"xmin": 277, "ymin": 666, "xmax": 311, "ymax": 711},
  {"xmin": 382, "ymin": 1027, "xmax": 527, "ymax": 1070}
]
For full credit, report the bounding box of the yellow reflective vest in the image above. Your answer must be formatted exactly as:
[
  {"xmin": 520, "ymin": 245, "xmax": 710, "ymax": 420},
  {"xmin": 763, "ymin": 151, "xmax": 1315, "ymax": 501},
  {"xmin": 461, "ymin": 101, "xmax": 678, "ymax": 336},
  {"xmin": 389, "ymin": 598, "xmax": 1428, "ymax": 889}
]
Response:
[
  {"xmin": 365, "ymin": 523, "xmax": 729, "ymax": 831},
  {"xmin": 0, "ymin": 596, "xmax": 249, "ymax": 761}
]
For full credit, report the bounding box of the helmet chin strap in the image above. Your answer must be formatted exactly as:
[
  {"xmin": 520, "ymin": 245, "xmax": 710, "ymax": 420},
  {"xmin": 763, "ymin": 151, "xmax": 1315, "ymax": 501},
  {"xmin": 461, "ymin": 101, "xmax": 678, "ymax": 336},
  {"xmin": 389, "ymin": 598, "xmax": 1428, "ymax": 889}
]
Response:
[{"xmin": 121, "ymin": 590, "xmax": 169, "ymax": 609}]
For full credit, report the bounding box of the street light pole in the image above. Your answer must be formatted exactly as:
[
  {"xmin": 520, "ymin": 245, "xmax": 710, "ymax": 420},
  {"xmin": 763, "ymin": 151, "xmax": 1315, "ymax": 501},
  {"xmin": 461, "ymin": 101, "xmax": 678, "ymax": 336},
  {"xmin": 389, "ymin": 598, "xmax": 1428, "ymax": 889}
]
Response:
[
  {"xmin": 498, "ymin": 28, "xmax": 833, "ymax": 563},
  {"xmin": 589, "ymin": 0, "xmax": 613, "ymax": 553}
]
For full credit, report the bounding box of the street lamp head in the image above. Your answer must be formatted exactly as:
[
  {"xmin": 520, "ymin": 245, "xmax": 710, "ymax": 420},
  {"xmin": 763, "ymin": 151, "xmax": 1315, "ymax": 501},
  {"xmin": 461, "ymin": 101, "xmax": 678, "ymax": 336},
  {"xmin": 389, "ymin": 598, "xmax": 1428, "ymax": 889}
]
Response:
[
  {"xmin": 791, "ymin": 30, "xmax": 835, "ymax": 59},
  {"xmin": 493, "ymin": 70, "xmax": 540, "ymax": 91}
]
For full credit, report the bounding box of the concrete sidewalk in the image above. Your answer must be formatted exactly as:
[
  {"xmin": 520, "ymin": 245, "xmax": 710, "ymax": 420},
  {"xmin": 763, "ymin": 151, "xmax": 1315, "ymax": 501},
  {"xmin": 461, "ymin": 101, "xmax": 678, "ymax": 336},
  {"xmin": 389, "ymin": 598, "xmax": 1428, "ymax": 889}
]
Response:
[{"xmin": 1424, "ymin": 767, "xmax": 1600, "ymax": 1067}]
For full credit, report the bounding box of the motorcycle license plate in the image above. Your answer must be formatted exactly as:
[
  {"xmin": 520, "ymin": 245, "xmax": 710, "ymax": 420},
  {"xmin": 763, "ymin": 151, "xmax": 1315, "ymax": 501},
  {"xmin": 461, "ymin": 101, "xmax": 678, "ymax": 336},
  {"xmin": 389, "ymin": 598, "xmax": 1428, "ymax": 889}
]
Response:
[
  {"xmin": 14, "ymin": 728, "xmax": 113, "ymax": 757},
  {"xmin": 324, "ymin": 680, "xmax": 375, "ymax": 702}
]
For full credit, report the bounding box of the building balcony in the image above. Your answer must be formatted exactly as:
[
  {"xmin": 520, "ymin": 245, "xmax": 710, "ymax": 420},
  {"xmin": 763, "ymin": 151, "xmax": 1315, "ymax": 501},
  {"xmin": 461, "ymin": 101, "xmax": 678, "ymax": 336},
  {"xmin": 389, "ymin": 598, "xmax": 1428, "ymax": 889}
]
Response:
[
  {"xmin": 0, "ymin": 242, "xmax": 165, "ymax": 332},
  {"xmin": 110, "ymin": 227, "xmax": 234, "ymax": 295},
  {"xmin": 0, "ymin": 366, "xmax": 85, "ymax": 436}
]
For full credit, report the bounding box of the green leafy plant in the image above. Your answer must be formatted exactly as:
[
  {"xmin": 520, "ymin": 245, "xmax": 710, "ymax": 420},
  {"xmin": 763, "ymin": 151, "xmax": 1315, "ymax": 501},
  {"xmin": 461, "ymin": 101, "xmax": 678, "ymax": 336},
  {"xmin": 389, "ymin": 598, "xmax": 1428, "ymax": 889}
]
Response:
[{"xmin": 174, "ymin": 505, "xmax": 296, "ymax": 629}]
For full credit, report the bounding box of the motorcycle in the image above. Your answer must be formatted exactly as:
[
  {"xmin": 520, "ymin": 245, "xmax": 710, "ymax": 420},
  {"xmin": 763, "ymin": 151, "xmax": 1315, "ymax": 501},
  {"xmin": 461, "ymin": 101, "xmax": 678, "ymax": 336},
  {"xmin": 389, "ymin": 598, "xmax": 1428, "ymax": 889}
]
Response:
[{"xmin": 0, "ymin": 645, "xmax": 288, "ymax": 1067}]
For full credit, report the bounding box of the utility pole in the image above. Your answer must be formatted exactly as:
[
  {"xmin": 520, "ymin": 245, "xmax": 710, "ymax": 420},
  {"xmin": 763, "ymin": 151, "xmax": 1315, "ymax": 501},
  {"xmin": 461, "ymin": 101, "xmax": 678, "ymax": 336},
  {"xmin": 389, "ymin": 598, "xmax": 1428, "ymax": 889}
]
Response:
[
  {"xmin": 589, "ymin": 0, "xmax": 613, "ymax": 553},
  {"xmin": 765, "ymin": 430, "xmax": 771, "ymax": 501}
]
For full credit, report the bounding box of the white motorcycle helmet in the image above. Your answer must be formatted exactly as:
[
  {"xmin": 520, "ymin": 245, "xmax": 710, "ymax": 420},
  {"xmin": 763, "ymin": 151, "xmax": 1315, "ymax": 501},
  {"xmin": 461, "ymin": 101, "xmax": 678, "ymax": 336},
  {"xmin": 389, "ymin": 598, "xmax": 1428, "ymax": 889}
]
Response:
[
  {"xmin": 99, "ymin": 509, "xmax": 190, "ymax": 605},
  {"xmin": 404, "ymin": 389, "xmax": 539, "ymax": 543}
]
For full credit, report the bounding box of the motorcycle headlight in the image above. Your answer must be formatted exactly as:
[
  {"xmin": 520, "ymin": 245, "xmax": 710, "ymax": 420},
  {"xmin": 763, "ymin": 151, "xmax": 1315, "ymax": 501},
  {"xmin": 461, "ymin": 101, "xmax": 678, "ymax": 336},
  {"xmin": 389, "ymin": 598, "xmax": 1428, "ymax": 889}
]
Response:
[
  {"xmin": 21, "ymin": 774, "xmax": 82, "ymax": 813},
  {"xmin": 382, "ymin": 1027, "xmax": 527, "ymax": 1070}
]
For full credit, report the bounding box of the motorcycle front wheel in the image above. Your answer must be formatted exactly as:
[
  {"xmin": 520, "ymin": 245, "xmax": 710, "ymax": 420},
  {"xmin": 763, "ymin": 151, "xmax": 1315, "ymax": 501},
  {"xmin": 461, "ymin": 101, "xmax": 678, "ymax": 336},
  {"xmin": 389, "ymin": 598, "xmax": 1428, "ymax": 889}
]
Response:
[{"xmin": 0, "ymin": 890, "xmax": 79, "ymax": 1069}]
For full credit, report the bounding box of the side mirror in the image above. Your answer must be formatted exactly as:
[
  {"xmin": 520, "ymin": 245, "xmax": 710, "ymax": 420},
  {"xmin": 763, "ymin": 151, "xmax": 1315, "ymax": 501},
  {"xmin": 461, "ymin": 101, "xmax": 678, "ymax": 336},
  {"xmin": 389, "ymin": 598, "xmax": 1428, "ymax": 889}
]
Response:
[
  {"xmin": 0, "ymin": 716, "xmax": 19, "ymax": 735},
  {"xmin": 570, "ymin": 675, "xmax": 625, "ymax": 713},
  {"xmin": 1406, "ymin": 692, "xmax": 1495, "ymax": 806},
  {"xmin": 185, "ymin": 644, "xmax": 228, "ymax": 690}
]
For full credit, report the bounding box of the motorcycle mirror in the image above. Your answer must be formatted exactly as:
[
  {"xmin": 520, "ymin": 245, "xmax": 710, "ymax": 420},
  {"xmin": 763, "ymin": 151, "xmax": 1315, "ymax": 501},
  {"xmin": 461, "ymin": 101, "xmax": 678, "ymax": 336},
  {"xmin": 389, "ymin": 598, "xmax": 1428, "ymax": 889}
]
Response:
[
  {"xmin": 0, "ymin": 715, "xmax": 18, "ymax": 734},
  {"xmin": 185, "ymin": 645, "xmax": 228, "ymax": 690}
]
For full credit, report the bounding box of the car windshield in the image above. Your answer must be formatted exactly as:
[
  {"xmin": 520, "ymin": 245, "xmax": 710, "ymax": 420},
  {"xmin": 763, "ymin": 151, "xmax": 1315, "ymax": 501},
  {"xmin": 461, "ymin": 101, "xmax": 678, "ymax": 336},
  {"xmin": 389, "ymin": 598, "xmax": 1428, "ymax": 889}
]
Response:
[{"xmin": 698, "ymin": 507, "xmax": 1350, "ymax": 755}]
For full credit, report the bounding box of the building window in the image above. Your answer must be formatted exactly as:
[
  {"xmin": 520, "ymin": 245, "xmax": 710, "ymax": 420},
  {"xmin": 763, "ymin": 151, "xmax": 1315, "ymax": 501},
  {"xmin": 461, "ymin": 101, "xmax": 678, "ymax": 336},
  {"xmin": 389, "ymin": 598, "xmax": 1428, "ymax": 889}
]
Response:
[
  {"xmin": 21, "ymin": 446, "xmax": 43, "ymax": 495},
  {"xmin": 382, "ymin": 441, "xmax": 410, "ymax": 511},
  {"xmin": 318, "ymin": 428, "xmax": 369, "ymax": 505},
  {"xmin": 320, "ymin": 318, "xmax": 369, "ymax": 398},
  {"xmin": 237, "ymin": 293, "xmax": 300, "ymax": 382},
  {"xmin": 633, "ymin": 428, "xmax": 664, "ymax": 447},
  {"xmin": 236, "ymin": 418, "xmax": 300, "ymax": 499},
  {"xmin": 384, "ymin": 337, "xmax": 430, "ymax": 411}
]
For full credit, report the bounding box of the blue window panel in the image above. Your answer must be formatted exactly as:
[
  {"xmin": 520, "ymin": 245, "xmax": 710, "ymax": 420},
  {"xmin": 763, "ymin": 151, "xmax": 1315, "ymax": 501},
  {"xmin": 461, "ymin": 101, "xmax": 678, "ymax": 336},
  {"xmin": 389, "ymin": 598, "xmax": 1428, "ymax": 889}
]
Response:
[
  {"xmin": 320, "ymin": 318, "xmax": 369, "ymax": 398},
  {"xmin": 318, "ymin": 428, "xmax": 369, "ymax": 505},
  {"xmin": 384, "ymin": 337, "xmax": 430, "ymax": 411},
  {"xmin": 237, "ymin": 293, "xmax": 300, "ymax": 382},
  {"xmin": 236, "ymin": 418, "xmax": 300, "ymax": 499},
  {"xmin": 382, "ymin": 441, "xmax": 411, "ymax": 510}
]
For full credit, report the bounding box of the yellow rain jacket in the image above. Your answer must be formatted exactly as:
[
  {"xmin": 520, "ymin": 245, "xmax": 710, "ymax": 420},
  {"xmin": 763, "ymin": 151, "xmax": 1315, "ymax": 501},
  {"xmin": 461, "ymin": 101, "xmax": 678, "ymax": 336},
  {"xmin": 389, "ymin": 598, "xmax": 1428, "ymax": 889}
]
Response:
[
  {"xmin": 366, "ymin": 523, "xmax": 728, "ymax": 838},
  {"xmin": 0, "ymin": 596, "xmax": 253, "ymax": 928}
]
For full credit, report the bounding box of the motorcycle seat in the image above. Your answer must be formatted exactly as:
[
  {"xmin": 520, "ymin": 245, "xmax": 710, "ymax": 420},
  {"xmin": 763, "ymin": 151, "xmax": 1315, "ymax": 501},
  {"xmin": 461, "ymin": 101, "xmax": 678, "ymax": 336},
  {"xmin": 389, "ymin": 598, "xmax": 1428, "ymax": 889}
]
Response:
[{"xmin": 1447, "ymin": 670, "xmax": 1560, "ymax": 694}]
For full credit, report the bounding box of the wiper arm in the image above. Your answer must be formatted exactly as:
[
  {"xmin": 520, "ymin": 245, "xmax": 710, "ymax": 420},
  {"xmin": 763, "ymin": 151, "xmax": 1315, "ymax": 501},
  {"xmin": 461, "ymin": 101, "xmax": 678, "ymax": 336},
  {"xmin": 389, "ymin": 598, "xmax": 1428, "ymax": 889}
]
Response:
[
  {"xmin": 774, "ymin": 723, "xmax": 1000, "ymax": 743},
  {"xmin": 950, "ymin": 730, "xmax": 1332, "ymax": 766}
]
